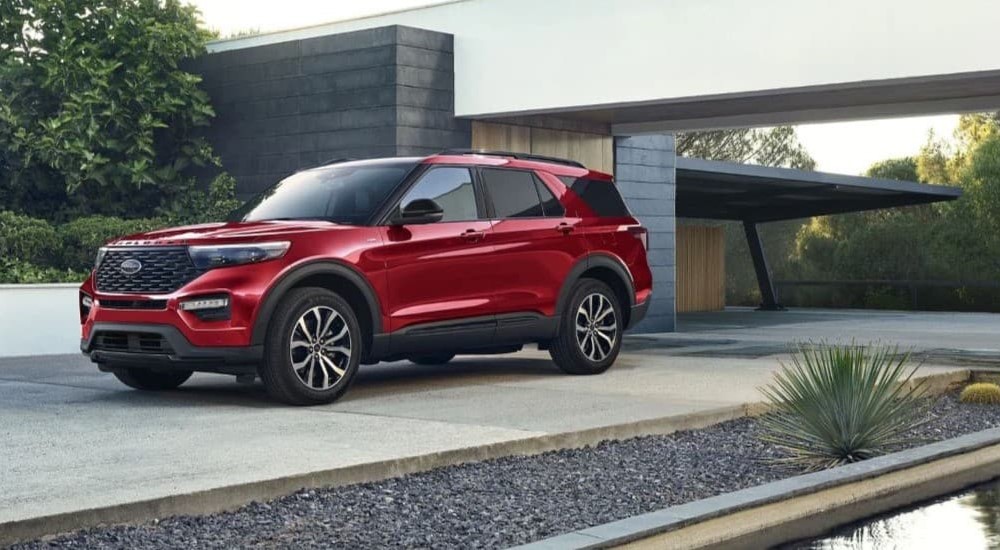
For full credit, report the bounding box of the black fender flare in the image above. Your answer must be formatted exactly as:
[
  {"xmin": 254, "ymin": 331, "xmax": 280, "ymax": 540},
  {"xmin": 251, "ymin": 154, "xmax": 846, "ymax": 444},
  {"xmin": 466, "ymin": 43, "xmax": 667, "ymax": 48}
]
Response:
[
  {"xmin": 250, "ymin": 260, "xmax": 384, "ymax": 346},
  {"xmin": 555, "ymin": 253, "xmax": 636, "ymax": 319}
]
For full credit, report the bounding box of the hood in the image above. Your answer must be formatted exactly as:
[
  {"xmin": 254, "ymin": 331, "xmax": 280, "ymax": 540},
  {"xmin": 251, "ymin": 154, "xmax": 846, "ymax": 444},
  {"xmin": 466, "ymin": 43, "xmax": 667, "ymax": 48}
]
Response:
[{"xmin": 107, "ymin": 220, "xmax": 353, "ymax": 247}]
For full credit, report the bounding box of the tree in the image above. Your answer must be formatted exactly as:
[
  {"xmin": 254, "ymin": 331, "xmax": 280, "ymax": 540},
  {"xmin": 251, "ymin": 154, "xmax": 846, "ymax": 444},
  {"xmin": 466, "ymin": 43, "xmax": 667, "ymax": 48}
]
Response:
[
  {"xmin": 867, "ymin": 157, "xmax": 919, "ymax": 182},
  {"xmin": 788, "ymin": 113, "xmax": 1000, "ymax": 311},
  {"xmin": 677, "ymin": 126, "xmax": 816, "ymax": 170},
  {"xmin": 0, "ymin": 0, "xmax": 219, "ymax": 221}
]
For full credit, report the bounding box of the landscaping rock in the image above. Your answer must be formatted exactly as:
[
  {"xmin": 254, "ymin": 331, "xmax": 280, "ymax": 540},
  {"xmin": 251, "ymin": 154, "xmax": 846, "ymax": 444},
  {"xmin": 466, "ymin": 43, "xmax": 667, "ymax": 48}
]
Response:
[{"xmin": 12, "ymin": 392, "xmax": 1000, "ymax": 549}]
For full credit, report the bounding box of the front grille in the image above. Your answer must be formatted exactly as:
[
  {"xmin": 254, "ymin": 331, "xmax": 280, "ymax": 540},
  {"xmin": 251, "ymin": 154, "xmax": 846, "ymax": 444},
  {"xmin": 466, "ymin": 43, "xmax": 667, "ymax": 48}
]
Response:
[
  {"xmin": 96, "ymin": 248, "xmax": 203, "ymax": 294},
  {"xmin": 93, "ymin": 331, "xmax": 174, "ymax": 354}
]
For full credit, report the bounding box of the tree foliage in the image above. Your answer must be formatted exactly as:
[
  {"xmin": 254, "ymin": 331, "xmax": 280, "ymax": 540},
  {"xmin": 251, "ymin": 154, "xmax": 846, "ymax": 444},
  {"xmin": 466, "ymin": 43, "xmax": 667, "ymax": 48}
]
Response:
[
  {"xmin": 0, "ymin": 0, "xmax": 221, "ymax": 220},
  {"xmin": 677, "ymin": 126, "xmax": 816, "ymax": 170},
  {"xmin": 787, "ymin": 113, "xmax": 1000, "ymax": 311}
]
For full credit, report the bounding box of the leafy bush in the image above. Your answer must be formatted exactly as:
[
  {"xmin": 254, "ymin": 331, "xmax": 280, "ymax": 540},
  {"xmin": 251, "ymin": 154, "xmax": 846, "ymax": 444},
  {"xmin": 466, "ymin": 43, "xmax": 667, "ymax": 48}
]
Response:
[
  {"xmin": 759, "ymin": 342, "xmax": 927, "ymax": 471},
  {"xmin": 0, "ymin": 258, "xmax": 86, "ymax": 284},
  {"xmin": 960, "ymin": 383, "xmax": 1000, "ymax": 405},
  {"xmin": 0, "ymin": 0, "xmax": 219, "ymax": 220},
  {"xmin": 0, "ymin": 211, "xmax": 61, "ymax": 265},
  {"xmin": 58, "ymin": 216, "xmax": 166, "ymax": 272},
  {"xmin": 161, "ymin": 173, "xmax": 242, "ymax": 225}
]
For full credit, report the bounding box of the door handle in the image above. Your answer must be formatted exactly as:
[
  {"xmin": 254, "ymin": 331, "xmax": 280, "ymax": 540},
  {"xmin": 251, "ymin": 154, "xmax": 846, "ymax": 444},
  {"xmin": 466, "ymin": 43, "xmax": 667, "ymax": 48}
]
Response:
[
  {"xmin": 461, "ymin": 229, "xmax": 485, "ymax": 242},
  {"xmin": 556, "ymin": 223, "xmax": 574, "ymax": 235}
]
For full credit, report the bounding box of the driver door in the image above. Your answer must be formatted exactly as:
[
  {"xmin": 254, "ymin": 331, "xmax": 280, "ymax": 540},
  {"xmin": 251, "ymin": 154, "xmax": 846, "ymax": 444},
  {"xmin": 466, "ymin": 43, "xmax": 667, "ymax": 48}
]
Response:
[{"xmin": 378, "ymin": 166, "xmax": 497, "ymax": 347}]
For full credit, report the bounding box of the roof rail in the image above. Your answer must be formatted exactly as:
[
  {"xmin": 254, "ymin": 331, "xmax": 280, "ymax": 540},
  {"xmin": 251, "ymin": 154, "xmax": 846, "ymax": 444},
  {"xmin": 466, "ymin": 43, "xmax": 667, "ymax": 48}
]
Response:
[
  {"xmin": 438, "ymin": 149, "xmax": 586, "ymax": 169},
  {"xmin": 318, "ymin": 157, "xmax": 355, "ymax": 166}
]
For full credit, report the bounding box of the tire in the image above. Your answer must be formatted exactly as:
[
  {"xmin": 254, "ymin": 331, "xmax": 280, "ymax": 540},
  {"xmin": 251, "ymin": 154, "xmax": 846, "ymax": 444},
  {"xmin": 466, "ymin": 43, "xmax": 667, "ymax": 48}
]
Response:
[
  {"xmin": 113, "ymin": 368, "xmax": 192, "ymax": 391},
  {"xmin": 259, "ymin": 287, "xmax": 362, "ymax": 406},
  {"xmin": 408, "ymin": 353, "xmax": 456, "ymax": 365},
  {"xmin": 549, "ymin": 278, "xmax": 623, "ymax": 375}
]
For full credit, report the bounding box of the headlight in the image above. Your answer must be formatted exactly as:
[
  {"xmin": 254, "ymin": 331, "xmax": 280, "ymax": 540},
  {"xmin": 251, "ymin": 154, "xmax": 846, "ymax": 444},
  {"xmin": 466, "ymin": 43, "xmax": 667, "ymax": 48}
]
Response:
[
  {"xmin": 95, "ymin": 247, "xmax": 108, "ymax": 270},
  {"xmin": 188, "ymin": 242, "xmax": 291, "ymax": 270}
]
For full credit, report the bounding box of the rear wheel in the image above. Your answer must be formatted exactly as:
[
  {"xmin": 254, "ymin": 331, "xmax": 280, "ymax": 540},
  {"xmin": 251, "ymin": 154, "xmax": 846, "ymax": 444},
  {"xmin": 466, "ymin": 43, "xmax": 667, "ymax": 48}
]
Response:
[
  {"xmin": 260, "ymin": 287, "xmax": 362, "ymax": 406},
  {"xmin": 408, "ymin": 353, "xmax": 456, "ymax": 365},
  {"xmin": 113, "ymin": 368, "xmax": 192, "ymax": 391},
  {"xmin": 549, "ymin": 279, "xmax": 623, "ymax": 375}
]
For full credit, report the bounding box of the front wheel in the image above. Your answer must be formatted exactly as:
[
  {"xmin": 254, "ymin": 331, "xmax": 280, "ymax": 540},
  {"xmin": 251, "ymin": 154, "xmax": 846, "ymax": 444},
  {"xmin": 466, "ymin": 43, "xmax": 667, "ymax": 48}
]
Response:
[
  {"xmin": 549, "ymin": 279, "xmax": 623, "ymax": 375},
  {"xmin": 113, "ymin": 368, "xmax": 192, "ymax": 391},
  {"xmin": 260, "ymin": 287, "xmax": 363, "ymax": 406}
]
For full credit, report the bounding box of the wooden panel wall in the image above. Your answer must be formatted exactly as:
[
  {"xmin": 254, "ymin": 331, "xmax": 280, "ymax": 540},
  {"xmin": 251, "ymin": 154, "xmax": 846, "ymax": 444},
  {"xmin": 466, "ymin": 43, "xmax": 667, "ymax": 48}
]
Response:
[
  {"xmin": 472, "ymin": 121, "xmax": 613, "ymax": 173},
  {"xmin": 676, "ymin": 225, "xmax": 725, "ymax": 312}
]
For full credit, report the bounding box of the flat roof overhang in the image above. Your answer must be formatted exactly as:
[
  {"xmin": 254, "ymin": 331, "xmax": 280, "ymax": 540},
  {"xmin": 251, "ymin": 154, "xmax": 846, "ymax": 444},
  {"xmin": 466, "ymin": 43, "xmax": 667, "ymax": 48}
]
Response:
[{"xmin": 676, "ymin": 157, "xmax": 963, "ymax": 223}]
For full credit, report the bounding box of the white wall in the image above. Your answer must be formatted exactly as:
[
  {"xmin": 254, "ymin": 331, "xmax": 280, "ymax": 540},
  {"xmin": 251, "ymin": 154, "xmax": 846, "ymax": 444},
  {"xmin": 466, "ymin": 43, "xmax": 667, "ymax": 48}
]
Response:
[
  {"xmin": 210, "ymin": 0, "xmax": 1000, "ymax": 120},
  {"xmin": 0, "ymin": 285, "xmax": 81, "ymax": 357}
]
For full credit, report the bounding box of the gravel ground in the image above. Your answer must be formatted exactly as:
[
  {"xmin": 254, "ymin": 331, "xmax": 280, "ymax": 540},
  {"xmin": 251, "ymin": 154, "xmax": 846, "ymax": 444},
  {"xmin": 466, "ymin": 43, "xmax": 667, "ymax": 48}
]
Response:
[{"xmin": 13, "ymin": 392, "xmax": 1000, "ymax": 550}]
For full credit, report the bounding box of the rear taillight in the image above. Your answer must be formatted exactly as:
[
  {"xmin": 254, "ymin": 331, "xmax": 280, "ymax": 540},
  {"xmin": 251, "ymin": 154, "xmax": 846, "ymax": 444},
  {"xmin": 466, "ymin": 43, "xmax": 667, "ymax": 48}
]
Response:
[{"xmin": 629, "ymin": 226, "xmax": 649, "ymax": 250}]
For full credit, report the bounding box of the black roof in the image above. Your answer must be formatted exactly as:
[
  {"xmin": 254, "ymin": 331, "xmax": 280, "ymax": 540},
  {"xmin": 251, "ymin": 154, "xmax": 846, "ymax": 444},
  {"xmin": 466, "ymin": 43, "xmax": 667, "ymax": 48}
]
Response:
[{"xmin": 675, "ymin": 157, "xmax": 962, "ymax": 223}]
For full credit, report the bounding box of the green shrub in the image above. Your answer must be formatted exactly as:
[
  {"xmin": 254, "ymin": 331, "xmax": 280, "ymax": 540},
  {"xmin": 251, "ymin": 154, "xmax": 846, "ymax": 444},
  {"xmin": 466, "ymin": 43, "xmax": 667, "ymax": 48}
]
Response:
[
  {"xmin": 960, "ymin": 383, "xmax": 1000, "ymax": 405},
  {"xmin": 1, "ymin": 0, "xmax": 219, "ymax": 220},
  {"xmin": 0, "ymin": 258, "xmax": 86, "ymax": 284},
  {"xmin": 162, "ymin": 172, "xmax": 242, "ymax": 225},
  {"xmin": 0, "ymin": 211, "xmax": 61, "ymax": 265},
  {"xmin": 759, "ymin": 342, "xmax": 927, "ymax": 471},
  {"xmin": 58, "ymin": 216, "xmax": 166, "ymax": 272}
]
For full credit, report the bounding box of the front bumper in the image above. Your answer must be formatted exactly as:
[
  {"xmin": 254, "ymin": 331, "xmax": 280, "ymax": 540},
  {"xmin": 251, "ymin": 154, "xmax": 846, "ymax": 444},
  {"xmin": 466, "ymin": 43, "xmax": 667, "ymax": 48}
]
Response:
[{"xmin": 82, "ymin": 322, "xmax": 262, "ymax": 375}]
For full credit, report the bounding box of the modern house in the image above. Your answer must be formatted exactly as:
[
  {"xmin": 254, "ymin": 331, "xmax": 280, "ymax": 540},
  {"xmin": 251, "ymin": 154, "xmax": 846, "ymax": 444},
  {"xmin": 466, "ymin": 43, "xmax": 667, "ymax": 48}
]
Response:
[{"xmin": 188, "ymin": 0, "xmax": 991, "ymax": 332}]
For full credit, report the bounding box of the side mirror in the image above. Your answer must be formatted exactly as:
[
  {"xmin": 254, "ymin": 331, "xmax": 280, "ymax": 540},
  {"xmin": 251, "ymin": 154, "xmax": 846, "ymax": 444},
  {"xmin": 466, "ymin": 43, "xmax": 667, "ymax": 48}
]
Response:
[{"xmin": 392, "ymin": 198, "xmax": 444, "ymax": 225}]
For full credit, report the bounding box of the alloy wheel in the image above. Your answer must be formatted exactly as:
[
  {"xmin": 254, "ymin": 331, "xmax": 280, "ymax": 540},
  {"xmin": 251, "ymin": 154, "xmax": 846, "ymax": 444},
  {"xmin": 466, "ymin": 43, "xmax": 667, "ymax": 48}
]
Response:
[
  {"xmin": 575, "ymin": 293, "xmax": 617, "ymax": 362},
  {"xmin": 289, "ymin": 305, "xmax": 352, "ymax": 390}
]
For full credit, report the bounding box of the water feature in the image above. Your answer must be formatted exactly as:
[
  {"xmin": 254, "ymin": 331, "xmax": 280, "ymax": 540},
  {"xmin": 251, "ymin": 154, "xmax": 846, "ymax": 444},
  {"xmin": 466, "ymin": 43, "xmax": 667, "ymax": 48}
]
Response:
[{"xmin": 790, "ymin": 478, "xmax": 1000, "ymax": 549}]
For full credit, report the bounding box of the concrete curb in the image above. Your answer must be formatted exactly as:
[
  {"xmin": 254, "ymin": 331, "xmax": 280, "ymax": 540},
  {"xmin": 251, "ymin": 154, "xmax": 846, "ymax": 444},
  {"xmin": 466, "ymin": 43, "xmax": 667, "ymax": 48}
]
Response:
[
  {"xmin": 515, "ymin": 372, "xmax": 992, "ymax": 550},
  {"xmin": 0, "ymin": 368, "xmax": 971, "ymax": 547}
]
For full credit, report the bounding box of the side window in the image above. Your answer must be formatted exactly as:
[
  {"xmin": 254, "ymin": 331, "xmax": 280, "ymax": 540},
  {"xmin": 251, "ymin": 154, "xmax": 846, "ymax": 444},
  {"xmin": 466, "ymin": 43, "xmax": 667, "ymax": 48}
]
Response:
[
  {"xmin": 400, "ymin": 167, "xmax": 479, "ymax": 222},
  {"xmin": 559, "ymin": 176, "xmax": 631, "ymax": 217},
  {"xmin": 534, "ymin": 175, "xmax": 565, "ymax": 217},
  {"xmin": 481, "ymin": 168, "xmax": 544, "ymax": 218}
]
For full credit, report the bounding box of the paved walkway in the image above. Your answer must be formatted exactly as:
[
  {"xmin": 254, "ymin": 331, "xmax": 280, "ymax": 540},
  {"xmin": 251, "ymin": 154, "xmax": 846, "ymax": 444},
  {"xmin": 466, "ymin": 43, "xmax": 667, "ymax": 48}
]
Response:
[{"xmin": 0, "ymin": 331, "xmax": 974, "ymax": 528}]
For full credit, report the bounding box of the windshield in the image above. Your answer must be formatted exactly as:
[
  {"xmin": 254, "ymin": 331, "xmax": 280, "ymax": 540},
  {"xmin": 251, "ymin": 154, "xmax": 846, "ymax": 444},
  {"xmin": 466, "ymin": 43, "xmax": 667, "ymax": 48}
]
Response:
[{"xmin": 229, "ymin": 160, "xmax": 418, "ymax": 225}]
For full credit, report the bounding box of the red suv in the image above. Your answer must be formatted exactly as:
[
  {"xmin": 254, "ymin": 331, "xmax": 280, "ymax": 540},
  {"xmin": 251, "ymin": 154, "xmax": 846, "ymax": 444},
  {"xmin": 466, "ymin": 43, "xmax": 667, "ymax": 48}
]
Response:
[{"xmin": 79, "ymin": 151, "xmax": 652, "ymax": 405}]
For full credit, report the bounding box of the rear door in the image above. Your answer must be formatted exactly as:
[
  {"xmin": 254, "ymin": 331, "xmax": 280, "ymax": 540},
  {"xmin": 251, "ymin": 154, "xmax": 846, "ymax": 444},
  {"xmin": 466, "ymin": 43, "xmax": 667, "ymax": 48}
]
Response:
[{"xmin": 480, "ymin": 168, "xmax": 589, "ymax": 323}]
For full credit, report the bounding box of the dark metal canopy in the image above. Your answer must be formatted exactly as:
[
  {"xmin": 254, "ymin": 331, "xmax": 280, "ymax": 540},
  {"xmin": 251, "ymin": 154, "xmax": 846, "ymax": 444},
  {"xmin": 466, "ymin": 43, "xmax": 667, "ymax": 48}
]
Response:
[{"xmin": 676, "ymin": 157, "xmax": 962, "ymax": 223}]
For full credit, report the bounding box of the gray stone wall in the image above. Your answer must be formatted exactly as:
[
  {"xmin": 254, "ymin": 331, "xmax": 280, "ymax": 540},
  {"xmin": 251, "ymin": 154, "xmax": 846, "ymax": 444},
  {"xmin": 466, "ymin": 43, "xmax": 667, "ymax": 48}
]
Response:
[
  {"xmin": 615, "ymin": 135, "xmax": 676, "ymax": 333},
  {"xmin": 190, "ymin": 26, "xmax": 470, "ymax": 199}
]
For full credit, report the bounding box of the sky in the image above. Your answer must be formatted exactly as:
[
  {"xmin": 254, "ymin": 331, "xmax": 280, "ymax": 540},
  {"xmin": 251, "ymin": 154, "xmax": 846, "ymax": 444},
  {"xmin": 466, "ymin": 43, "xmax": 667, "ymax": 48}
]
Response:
[{"xmin": 188, "ymin": 0, "xmax": 964, "ymax": 176}]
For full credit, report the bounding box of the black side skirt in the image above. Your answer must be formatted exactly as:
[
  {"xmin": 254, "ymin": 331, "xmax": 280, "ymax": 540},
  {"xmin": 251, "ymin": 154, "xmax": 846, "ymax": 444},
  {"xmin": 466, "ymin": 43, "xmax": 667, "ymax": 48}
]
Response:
[{"xmin": 378, "ymin": 312, "xmax": 560, "ymax": 359}]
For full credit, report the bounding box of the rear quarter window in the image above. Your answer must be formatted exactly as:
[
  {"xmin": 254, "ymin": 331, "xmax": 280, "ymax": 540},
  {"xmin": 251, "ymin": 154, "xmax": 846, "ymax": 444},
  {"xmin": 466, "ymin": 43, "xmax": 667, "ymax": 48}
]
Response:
[{"xmin": 558, "ymin": 177, "xmax": 631, "ymax": 217}]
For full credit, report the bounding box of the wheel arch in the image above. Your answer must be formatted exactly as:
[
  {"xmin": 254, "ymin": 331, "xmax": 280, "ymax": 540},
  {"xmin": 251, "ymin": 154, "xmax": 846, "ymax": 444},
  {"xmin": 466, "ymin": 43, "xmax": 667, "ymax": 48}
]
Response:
[
  {"xmin": 556, "ymin": 254, "xmax": 636, "ymax": 329},
  {"xmin": 251, "ymin": 261, "xmax": 383, "ymax": 358}
]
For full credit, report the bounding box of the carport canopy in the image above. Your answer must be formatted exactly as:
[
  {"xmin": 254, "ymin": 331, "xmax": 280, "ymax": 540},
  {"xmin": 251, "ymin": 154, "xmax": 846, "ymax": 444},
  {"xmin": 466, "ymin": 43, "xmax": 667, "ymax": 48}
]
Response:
[
  {"xmin": 673, "ymin": 157, "xmax": 962, "ymax": 311},
  {"xmin": 676, "ymin": 157, "xmax": 961, "ymax": 223}
]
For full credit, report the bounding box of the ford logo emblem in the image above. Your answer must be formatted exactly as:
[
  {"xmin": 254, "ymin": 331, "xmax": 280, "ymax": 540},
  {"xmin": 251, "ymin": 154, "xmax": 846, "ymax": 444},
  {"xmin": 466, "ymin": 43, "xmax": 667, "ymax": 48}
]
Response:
[{"xmin": 120, "ymin": 259, "xmax": 142, "ymax": 275}]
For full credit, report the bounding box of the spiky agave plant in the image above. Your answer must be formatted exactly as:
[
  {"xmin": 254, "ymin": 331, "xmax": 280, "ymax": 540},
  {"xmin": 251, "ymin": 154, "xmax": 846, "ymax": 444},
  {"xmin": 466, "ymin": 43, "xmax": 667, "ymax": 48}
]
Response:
[{"xmin": 758, "ymin": 342, "xmax": 927, "ymax": 471}]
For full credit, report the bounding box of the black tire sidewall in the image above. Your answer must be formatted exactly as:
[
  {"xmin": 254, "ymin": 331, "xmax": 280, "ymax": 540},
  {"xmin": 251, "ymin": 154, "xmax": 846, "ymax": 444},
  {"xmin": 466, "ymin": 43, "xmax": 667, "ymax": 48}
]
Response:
[
  {"xmin": 113, "ymin": 368, "xmax": 192, "ymax": 390},
  {"xmin": 408, "ymin": 353, "xmax": 456, "ymax": 365},
  {"xmin": 262, "ymin": 288, "xmax": 362, "ymax": 405}
]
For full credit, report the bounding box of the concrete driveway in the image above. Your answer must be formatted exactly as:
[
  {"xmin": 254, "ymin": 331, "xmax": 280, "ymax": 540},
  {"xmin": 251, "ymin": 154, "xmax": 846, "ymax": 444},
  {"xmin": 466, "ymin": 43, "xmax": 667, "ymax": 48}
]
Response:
[
  {"xmin": 2, "ymin": 308, "xmax": 996, "ymax": 535},
  {"xmin": 674, "ymin": 307, "xmax": 1000, "ymax": 356}
]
